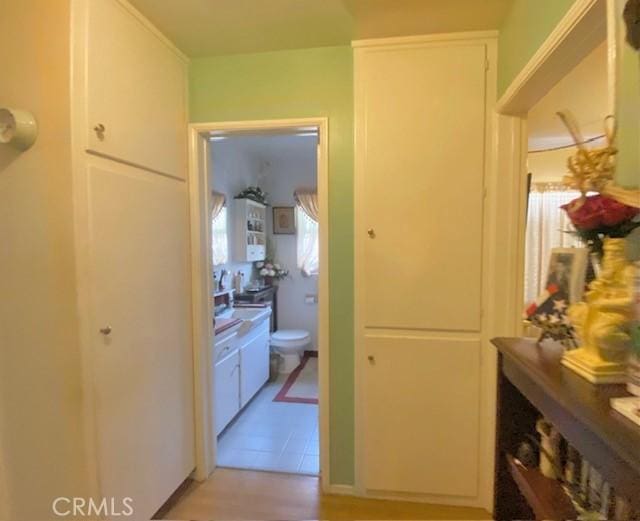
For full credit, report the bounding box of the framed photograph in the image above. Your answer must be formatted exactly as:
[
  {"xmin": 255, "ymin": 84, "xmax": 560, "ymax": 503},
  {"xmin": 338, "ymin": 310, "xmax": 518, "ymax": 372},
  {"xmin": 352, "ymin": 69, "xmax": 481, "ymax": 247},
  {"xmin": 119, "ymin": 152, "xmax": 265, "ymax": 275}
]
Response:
[
  {"xmin": 273, "ymin": 206, "xmax": 296, "ymax": 234},
  {"xmin": 544, "ymin": 247, "xmax": 589, "ymax": 303}
]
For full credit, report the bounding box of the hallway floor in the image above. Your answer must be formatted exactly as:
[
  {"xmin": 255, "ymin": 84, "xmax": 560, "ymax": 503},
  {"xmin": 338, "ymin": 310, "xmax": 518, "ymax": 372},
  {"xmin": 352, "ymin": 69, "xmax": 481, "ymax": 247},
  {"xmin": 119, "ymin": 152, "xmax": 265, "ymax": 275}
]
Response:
[
  {"xmin": 160, "ymin": 468, "xmax": 491, "ymax": 520},
  {"xmin": 217, "ymin": 372, "xmax": 319, "ymax": 475}
]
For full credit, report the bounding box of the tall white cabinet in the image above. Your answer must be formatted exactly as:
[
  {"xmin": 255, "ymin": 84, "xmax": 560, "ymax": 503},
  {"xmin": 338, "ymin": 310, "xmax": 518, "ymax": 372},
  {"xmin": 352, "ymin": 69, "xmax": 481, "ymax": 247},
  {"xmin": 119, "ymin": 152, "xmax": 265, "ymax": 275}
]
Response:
[
  {"xmin": 71, "ymin": 0, "xmax": 194, "ymax": 518},
  {"xmin": 354, "ymin": 34, "xmax": 497, "ymax": 508}
]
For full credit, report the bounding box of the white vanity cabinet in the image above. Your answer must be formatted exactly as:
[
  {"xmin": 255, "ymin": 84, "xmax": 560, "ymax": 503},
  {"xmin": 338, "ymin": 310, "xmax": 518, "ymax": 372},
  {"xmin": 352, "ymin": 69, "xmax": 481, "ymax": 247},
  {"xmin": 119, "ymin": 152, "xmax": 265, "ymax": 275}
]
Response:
[
  {"xmin": 213, "ymin": 311, "xmax": 271, "ymax": 435},
  {"xmin": 214, "ymin": 350, "xmax": 241, "ymax": 436},
  {"xmin": 239, "ymin": 319, "xmax": 271, "ymax": 407}
]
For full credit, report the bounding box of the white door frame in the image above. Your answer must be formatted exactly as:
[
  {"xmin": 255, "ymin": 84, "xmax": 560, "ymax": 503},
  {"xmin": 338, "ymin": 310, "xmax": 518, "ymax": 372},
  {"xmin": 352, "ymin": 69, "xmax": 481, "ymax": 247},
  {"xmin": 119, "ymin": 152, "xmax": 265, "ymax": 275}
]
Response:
[
  {"xmin": 496, "ymin": 0, "xmax": 610, "ymax": 334},
  {"xmin": 187, "ymin": 118, "xmax": 330, "ymax": 485}
]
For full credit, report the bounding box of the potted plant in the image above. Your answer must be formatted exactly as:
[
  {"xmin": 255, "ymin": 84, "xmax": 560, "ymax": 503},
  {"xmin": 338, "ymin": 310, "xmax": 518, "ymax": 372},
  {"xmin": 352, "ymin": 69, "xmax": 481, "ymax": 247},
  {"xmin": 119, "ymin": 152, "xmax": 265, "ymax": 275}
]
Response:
[{"xmin": 255, "ymin": 260, "xmax": 288, "ymax": 286}]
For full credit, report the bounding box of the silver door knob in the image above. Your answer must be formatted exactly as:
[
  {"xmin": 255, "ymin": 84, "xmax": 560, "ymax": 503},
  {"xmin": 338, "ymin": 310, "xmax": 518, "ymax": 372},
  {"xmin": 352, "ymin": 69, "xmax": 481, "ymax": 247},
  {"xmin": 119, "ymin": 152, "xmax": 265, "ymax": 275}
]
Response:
[
  {"xmin": 99, "ymin": 326, "xmax": 112, "ymax": 336},
  {"xmin": 367, "ymin": 229, "xmax": 375, "ymax": 238}
]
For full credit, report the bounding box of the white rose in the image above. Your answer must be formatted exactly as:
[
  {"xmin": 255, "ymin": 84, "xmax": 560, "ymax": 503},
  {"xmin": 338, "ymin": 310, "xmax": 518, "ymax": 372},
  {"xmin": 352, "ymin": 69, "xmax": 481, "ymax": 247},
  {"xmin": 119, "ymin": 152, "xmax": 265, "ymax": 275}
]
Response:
[
  {"xmin": 274, "ymin": 264, "xmax": 281, "ymax": 270},
  {"xmin": 269, "ymin": 270, "xmax": 276, "ymax": 276},
  {"xmin": 260, "ymin": 268, "xmax": 268, "ymax": 276}
]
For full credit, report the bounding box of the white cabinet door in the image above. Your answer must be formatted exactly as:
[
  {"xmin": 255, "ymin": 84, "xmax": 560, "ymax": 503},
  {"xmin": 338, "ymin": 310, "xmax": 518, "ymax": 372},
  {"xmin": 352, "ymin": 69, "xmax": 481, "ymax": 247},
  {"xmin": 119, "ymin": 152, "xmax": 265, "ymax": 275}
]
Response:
[
  {"xmin": 357, "ymin": 43, "xmax": 487, "ymax": 332},
  {"xmin": 239, "ymin": 325, "xmax": 270, "ymax": 407},
  {"xmin": 214, "ymin": 351, "xmax": 241, "ymax": 436},
  {"xmin": 363, "ymin": 336, "xmax": 481, "ymax": 497},
  {"xmin": 87, "ymin": 160, "xmax": 194, "ymax": 519},
  {"xmin": 85, "ymin": 0, "xmax": 187, "ymax": 178},
  {"xmin": 355, "ymin": 39, "xmax": 492, "ymax": 501}
]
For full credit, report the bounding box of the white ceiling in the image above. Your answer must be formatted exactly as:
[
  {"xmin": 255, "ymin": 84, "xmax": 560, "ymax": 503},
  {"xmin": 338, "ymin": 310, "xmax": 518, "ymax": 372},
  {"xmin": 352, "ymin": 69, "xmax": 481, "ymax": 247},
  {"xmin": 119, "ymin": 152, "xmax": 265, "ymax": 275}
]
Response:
[
  {"xmin": 527, "ymin": 41, "xmax": 609, "ymax": 182},
  {"xmin": 128, "ymin": 0, "xmax": 513, "ymax": 57},
  {"xmin": 212, "ymin": 134, "xmax": 318, "ymax": 166},
  {"xmin": 528, "ymin": 41, "xmax": 609, "ymax": 152}
]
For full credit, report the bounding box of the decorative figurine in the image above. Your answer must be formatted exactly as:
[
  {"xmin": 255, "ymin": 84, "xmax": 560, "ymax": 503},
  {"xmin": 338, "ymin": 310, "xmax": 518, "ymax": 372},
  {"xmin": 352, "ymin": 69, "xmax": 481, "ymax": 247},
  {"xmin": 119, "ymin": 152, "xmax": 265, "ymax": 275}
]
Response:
[
  {"xmin": 564, "ymin": 239, "xmax": 636, "ymax": 383},
  {"xmin": 556, "ymin": 112, "xmax": 640, "ymax": 383}
]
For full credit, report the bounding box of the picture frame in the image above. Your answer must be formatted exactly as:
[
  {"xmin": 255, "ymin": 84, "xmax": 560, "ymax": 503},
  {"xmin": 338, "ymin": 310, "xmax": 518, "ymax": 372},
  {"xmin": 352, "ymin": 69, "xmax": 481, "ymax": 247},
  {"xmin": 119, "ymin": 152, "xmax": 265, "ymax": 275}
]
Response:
[
  {"xmin": 544, "ymin": 247, "xmax": 589, "ymax": 304},
  {"xmin": 273, "ymin": 206, "xmax": 296, "ymax": 234}
]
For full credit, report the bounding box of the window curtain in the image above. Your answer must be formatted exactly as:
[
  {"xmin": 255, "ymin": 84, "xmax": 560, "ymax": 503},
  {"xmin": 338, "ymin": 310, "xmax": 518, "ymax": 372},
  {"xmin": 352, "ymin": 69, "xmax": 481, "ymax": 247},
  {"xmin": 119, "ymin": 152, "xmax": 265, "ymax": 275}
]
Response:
[
  {"xmin": 211, "ymin": 191, "xmax": 228, "ymax": 266},
  {"xmin": 210, "ymin": 191, "xmax": 226, "ymax": 221},
  {"xmin": 294, "ymin": 189, "xmax": 319, "ymax": 276},
  {"xmin": 294, "ymin": 188, "xmax": 319, "ymax": 222},
  {"xmin": 524, "ymin": 183, "xmax": 583, "ymax": 304}
]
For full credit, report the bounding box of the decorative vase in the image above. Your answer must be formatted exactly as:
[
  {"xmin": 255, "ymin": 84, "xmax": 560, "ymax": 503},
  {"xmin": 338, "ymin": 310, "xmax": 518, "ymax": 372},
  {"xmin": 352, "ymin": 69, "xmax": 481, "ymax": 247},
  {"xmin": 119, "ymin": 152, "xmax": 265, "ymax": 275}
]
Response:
[
  {"xmin": 263, "ymin": 276, "xmax": 274, "ymax": 287},
  {"xmin": 562, "ymin": 238, "xmax": 635, "ymax": 384}
]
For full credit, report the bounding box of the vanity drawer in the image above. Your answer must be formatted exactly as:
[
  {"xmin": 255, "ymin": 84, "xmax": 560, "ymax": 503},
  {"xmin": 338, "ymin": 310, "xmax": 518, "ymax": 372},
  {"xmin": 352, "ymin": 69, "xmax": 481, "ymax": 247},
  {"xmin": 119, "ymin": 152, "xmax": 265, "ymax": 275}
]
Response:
[{"xmin": 214, "ymin": 332, "xmax": 238, "ymax": 363}]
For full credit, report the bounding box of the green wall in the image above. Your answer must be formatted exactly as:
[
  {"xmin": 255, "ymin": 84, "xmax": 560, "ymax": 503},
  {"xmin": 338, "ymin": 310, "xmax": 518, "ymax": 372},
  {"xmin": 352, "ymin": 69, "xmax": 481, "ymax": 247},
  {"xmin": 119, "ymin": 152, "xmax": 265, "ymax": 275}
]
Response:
[
  {"xmin": 613, "ymin": 0, "xmax": 640, "ymax": 188},
  {"xmin": 498, "ymin": 0, "xmax": 577, "ymax": 96},
  {"xmin": 190, "ymin": 46, "xmax": 355, "ymax": 485}
]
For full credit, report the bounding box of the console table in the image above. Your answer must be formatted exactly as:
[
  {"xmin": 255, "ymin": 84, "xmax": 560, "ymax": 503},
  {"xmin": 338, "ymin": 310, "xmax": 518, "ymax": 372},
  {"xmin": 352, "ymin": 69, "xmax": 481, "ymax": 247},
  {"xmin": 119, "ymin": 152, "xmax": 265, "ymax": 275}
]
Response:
[{"xmin": 492, "ymin": 337, "xmax": 640, "ymax": 520}]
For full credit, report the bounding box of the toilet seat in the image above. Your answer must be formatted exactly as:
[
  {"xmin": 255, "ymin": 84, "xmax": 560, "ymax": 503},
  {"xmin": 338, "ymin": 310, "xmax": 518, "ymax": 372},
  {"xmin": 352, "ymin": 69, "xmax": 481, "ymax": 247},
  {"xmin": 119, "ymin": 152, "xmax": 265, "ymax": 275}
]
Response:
[{"xmin": 271, "ymin": 329, "xmax": 311, "ymax": 349}]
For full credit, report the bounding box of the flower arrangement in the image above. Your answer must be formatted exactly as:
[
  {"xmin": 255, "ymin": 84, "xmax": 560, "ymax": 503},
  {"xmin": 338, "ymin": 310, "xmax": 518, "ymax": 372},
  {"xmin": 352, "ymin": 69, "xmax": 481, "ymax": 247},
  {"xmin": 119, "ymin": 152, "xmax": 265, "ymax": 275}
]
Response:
[
  {"xmin": 234, "ymin": 186, "xmax": 268, "ymax": 205},
  {"xmin": 255, "ymin": 260, "xmax": 288, "ymax": 284},
  {"xmin": 562, "ymin": 194, "xmax": 640, "ymax": 259}
]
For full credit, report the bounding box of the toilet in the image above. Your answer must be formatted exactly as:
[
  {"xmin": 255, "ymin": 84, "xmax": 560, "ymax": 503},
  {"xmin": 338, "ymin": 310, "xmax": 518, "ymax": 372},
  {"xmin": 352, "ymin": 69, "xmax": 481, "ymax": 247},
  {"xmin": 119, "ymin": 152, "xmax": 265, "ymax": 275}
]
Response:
[{"xmin": 271, "ymin": 329, "xmax": 311, "ymax": 374}]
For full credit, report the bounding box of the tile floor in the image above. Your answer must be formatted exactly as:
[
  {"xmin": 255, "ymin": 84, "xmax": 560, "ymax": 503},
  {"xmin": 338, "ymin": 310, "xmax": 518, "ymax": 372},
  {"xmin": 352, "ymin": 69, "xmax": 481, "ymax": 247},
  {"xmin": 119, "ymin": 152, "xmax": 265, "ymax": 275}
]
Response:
[{"xmin": 217, "ymin": 374, "xmax": 319, "ymax": 475}]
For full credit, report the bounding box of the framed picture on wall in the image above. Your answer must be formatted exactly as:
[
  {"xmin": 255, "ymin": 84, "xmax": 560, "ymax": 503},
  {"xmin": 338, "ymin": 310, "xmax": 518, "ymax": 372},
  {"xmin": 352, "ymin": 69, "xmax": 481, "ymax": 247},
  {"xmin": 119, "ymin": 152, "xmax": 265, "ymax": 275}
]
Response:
[
  {"xmin": 273, "ymin": 206, "xmax": 296, "ymax": 234},
  {"xmin": 544, "ymin": 248, "xmax": 589, "ymax": 304}
]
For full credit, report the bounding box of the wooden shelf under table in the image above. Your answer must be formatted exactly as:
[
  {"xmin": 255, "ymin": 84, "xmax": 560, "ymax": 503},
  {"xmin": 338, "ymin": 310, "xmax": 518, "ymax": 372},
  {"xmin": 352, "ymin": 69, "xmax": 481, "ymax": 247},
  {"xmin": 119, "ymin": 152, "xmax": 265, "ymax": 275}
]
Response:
[
  {"xmin": 506, "ymin": 455, "xmax": 576, "ymax": 520},
  {"xmin": 492, "ymin": 337, "xmax": 640, "ymax": 518}
]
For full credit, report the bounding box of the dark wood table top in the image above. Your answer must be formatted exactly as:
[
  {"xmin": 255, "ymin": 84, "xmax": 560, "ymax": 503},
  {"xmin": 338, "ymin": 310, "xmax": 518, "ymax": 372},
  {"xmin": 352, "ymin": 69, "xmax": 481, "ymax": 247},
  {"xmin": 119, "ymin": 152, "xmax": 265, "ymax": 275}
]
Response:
[{"xmin": 492, "ymin": 337, "xmax": 640, "ymax": 505}]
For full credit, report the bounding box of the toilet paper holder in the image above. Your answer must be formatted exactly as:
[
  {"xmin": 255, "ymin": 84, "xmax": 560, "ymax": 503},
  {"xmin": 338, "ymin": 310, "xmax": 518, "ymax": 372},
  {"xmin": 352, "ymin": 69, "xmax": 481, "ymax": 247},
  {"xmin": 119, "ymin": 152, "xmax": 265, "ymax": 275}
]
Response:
[{"xmin": 0, "ymin": 108, "xmax": 38, "ymax": 151}]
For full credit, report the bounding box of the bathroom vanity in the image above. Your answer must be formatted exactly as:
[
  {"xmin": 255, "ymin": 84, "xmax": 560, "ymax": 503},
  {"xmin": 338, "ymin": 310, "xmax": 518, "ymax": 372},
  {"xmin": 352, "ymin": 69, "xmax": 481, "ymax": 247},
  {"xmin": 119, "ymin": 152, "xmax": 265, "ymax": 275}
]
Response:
[
  {"xmin": 213, "ymin": 306, "xmax": 271, "ymax": 435},
  {"xmin": 234, "ymin": 286, "xmax": 278, "ymax": 332}
]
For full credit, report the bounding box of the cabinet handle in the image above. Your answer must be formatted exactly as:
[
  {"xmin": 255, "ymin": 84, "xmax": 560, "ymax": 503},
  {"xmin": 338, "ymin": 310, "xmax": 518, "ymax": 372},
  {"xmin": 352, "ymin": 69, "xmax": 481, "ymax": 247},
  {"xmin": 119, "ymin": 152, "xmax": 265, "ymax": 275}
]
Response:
[
  {"xmin": 93, "ymin": 123, "xmax": 106, "ymax": 140},
  {"xmin": 99, "ymin": 326, "xmax": 112, "ymax": 336},
  {"xmin": 368, "ymin": 355, "xmax": 376, "ymax": 364},
  {"xmin": 367, "ymin": 229, "xmax": 375, "ymax": 238}
]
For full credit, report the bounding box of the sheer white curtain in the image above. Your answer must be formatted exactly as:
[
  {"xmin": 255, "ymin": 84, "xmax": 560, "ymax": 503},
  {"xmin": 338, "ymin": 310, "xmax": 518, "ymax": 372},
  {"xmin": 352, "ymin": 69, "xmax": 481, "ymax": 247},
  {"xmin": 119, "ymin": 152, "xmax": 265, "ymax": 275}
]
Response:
[
  {"xmin": 294, "ymin": 189, "xmax": 319, "ymax": 276},
  {"xmin": 524, "ymin": 184, "xmax": 583, "ymax": 304},
  {"xmin": 211, "ymin": 191, "xmax": 228, "ymax": 266}
]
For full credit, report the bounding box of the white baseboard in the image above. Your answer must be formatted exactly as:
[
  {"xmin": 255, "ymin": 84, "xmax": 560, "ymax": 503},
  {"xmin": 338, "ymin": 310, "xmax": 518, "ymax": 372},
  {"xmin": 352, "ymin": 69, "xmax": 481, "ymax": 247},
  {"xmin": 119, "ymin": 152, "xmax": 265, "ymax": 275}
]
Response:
[{"xmin": 325, "ymin": 484, "xmax": 356, "ymax": 496}]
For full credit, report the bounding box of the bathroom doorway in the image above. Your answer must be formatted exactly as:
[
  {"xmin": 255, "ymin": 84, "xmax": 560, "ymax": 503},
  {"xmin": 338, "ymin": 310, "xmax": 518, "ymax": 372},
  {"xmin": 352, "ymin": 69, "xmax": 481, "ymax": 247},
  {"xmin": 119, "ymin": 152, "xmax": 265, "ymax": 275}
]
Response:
[{"xmin": 187, "ymin": 119, "xmax": 329, "ymax": 482}]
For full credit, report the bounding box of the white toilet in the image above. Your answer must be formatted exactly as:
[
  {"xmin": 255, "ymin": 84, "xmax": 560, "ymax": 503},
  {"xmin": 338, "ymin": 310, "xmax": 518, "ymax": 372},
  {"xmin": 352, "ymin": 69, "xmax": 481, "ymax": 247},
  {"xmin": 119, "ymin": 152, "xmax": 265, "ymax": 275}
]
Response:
[{"xmin": 271, "ymin": 329, "xmax": 311, "ymax": 374}]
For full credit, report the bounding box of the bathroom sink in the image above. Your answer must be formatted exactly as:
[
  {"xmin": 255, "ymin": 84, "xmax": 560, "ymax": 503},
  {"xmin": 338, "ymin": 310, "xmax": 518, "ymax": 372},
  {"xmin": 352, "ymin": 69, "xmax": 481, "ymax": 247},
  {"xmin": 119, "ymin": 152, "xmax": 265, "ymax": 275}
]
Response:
[{"xmin": 232, "ymin": 307, "xmax": 272, "ymax": 326}]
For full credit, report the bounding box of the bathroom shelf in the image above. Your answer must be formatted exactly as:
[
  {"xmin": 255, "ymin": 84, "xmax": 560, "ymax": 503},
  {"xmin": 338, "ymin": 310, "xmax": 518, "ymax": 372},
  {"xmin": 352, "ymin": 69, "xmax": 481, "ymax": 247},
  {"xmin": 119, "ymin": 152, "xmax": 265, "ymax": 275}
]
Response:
[{"xmin": 234, "ymin": 198, "xmax": 266, "ymax": 262}]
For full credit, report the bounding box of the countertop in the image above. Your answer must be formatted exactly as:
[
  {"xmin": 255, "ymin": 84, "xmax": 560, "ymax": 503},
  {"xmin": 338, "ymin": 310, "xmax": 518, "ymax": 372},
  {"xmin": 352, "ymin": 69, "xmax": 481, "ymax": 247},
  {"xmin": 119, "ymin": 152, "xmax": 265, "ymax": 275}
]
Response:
[{"xmin": 214, "ymin": 317, "xmax": 242, "ymax": 335}]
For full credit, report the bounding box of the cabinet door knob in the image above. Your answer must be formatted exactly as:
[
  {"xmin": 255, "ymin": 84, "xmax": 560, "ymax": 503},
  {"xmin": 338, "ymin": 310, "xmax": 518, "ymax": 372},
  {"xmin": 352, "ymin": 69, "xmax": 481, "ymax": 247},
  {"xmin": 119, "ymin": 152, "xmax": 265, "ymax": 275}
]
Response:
[
  {"xmin": 367, "ymin": 229, "xmax": 375, "ymax": 238},
  {"xmin": 99, "ymin": 326, "xmax": 112, "ymax": 336},
  {"xmin": 368, "ymin": 355, "xmax": 376, "ymax": 364},
  {"xmin": 94, "ymin": 123, "xmax": 106, "ymax": 140}
]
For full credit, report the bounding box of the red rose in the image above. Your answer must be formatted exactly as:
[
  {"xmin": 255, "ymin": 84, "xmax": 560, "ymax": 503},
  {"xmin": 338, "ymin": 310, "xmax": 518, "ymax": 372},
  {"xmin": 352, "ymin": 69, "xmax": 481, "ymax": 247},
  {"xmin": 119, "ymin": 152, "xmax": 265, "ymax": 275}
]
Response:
[{"xmin": 561, "ymin": 194, "xmax": 640, "ymax": 231}]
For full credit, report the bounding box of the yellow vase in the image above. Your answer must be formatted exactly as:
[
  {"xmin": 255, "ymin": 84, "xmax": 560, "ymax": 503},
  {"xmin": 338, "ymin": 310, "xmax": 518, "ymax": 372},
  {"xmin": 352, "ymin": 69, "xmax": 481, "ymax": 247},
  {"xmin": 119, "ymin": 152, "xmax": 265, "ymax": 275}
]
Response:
[{"xmin": 562, "ymin": 238, "xmax": 634, "ymax": 384}]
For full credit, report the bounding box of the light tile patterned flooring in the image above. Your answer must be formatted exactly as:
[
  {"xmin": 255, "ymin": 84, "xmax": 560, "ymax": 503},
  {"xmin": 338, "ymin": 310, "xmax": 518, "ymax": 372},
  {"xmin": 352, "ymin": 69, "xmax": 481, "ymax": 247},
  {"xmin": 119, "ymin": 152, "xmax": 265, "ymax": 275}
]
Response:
[{"xmin": 217, "ymin": 374, "xmax": 319, "ymax": 475}]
